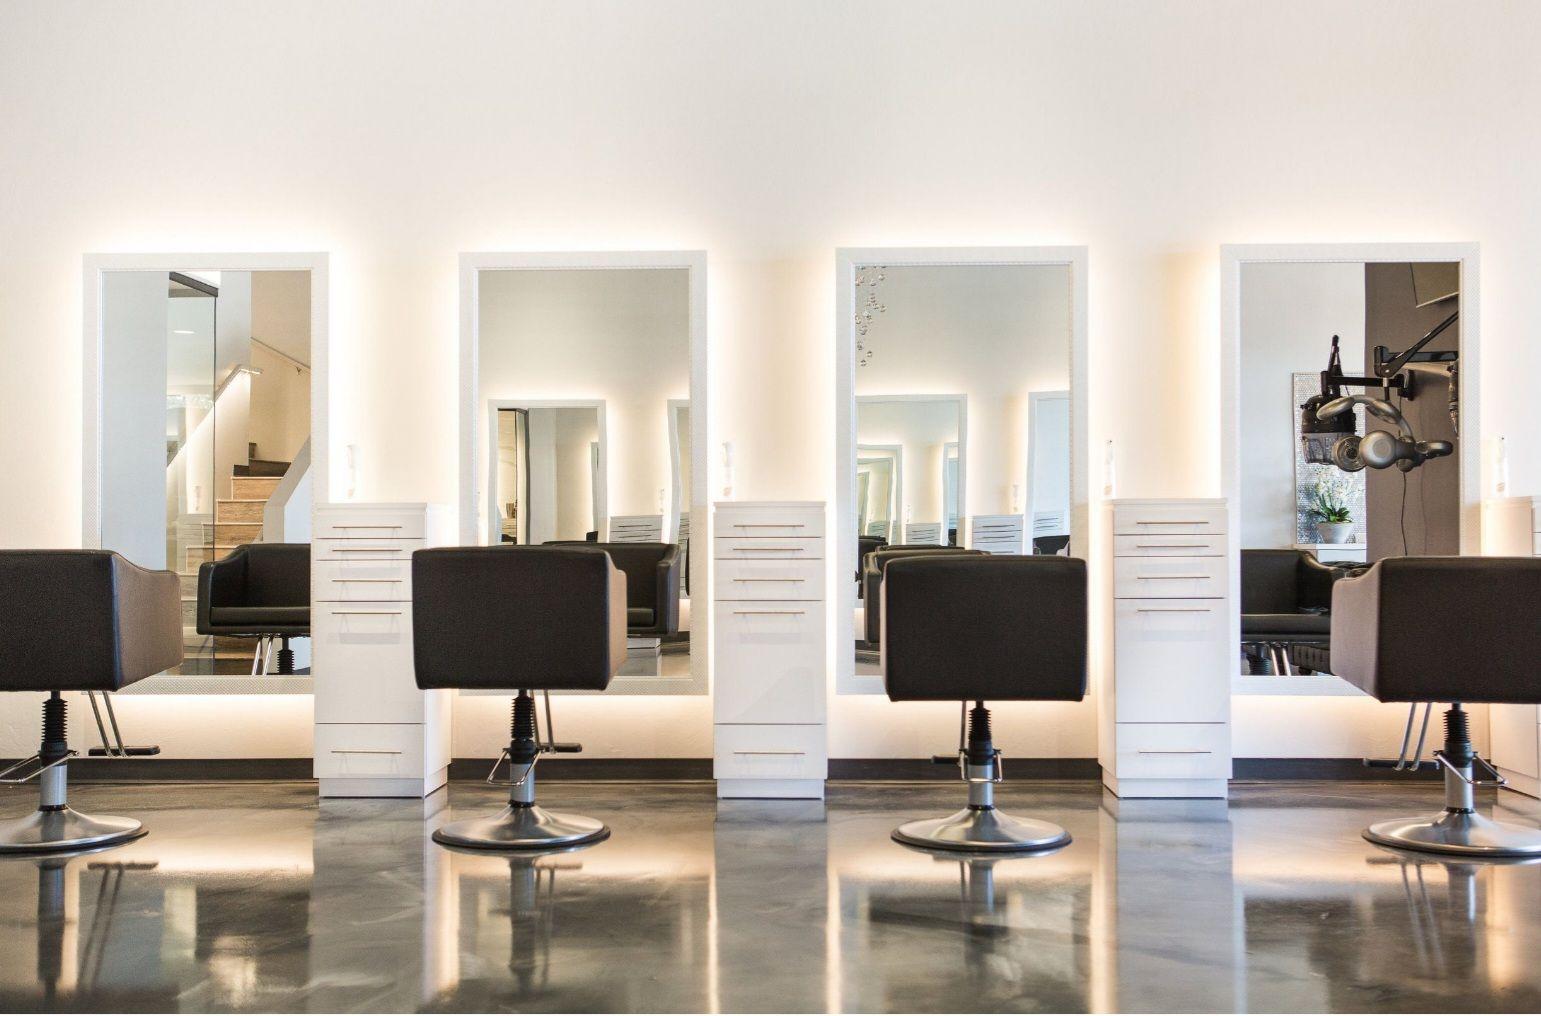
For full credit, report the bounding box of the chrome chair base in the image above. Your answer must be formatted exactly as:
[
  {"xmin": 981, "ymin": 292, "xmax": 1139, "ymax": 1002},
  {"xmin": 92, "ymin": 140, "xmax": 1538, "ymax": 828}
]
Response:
[
  {"xmin": 893, "ymin": 806, "xmax": 1071, "ymax": 853},
  {"xmin": 432, "ymin": 804, "xmax": 609, "ymax": 851},
  {"xmin": 0, "ymin": 807, "xmax": 146, "ymax": 854},
  {"xmin": 1365, "ymin": 808, "xmax": 1541, "ymax": 858}
]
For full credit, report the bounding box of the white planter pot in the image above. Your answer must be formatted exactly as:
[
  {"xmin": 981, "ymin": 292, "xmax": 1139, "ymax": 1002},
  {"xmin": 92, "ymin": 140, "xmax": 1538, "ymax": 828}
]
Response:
[{"xmin": 1316, "ymin": 521, "xmax": 1354, "ymax": 544}]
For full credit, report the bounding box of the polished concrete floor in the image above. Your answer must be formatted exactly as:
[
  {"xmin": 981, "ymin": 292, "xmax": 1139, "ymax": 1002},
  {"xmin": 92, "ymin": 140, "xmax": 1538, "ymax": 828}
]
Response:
[{"xmin": 2, "ymin": 779, "xmax": 1541, "ymax": 1013}]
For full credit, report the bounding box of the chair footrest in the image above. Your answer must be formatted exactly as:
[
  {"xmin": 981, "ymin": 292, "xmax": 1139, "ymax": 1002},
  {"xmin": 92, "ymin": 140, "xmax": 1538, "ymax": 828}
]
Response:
[
  {"xmin": 546, "ymin": 742, "xmax": 584, "ymax": 754},
  {"xmin": 86, "ymin": 745, "xmax": 162, "ymax": 757}
]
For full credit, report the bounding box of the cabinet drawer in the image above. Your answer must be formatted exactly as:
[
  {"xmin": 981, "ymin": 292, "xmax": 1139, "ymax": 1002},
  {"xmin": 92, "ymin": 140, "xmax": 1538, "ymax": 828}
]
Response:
[
  {"xmin": 714, "ymin": 537, "xmax": 823, "ymax": 560},
  {"xmin": 314, "ymin": 723, "xmax": 425, "ymax": 778},
  {"xmin": 713, "ymin": 601, "xmax": 825, "ymax": 724},
  {"xmin": 717, "ymin": 515, "xmax": 825, "ymax": 539},
  {"xmin": 1113, "ymin": 504, "xmax": 1226, "ymax": 536},
  {"xmin": 315, "ymin": 558, "xmax": 411, "ymax": 601},
  {"xmin": 1113, "ymin": 599, "xmax": 1229, "ymax": 722},
  {"xmin": 314, "ymin": 510, "xmax": 425, "ymax": 540},
  {"xmin": 313, "ymin": 602, "xmax": 422, "ymax": 723},
  {"xmin": 714, "ymin": 723, "xmax": 826, "ymax": 780},
  {"xmin": 1114, "ymin": 723, "xmax": 1229, "ymax": 779},
  {"xmin": 1114, "ymin": 534, "xmax": 1227, "ymax": 557},
  {"xmin": 1114, "ymin": 556, "xmax": 1225, "ymax": 599},
  {"xmin": 715, "ymin": 558, "xmax": 825, "ymax": 601},
  {"xmin": 314, "ymin": 539, "xmax": 420, "ymax": 563}
]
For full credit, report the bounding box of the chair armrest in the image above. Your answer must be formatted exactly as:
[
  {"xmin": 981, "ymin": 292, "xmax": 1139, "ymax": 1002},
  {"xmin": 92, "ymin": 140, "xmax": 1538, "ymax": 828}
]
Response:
[
  {"xmin": 115, "ymin": 557, "xmax": 184, "ymax": 683},
  {"xmin": 655, "ymin": 544, "xmax": 683, "ymax": 634},
  {"xmin": 1297, "ymin": 554, "xmax": 1340, "ymax": 612},
  {"xmin": 196, "ymin": 548, "xmax": 248, "ymax": 634}
]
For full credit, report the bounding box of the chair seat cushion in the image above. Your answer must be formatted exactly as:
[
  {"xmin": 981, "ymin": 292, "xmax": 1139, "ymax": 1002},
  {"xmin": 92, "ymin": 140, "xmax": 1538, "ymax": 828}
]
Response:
[
  {"xmin": 1241, "ymin": 612, "xmax": 1330, "ymax": 636},
  {"xmin": 207, "ymin": 606, "xmax": 310, "ymax": 631},
  {"xmin": 628, "ymin": 607, "xmax": 656, "ymax": 627}
]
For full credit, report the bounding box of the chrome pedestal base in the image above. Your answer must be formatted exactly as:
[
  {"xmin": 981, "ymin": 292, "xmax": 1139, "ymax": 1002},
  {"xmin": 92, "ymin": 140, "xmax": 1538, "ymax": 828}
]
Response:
[
  {"xmin": 1365, "ymin": 808, "xmax": 1541, "ymax": 858},
  {"xmin": 0, "ymin": 807, "xmax": 146, "ymax": 854},
  {"xmin": 432, "ymin": 804, "xmax": 609, "ymax": 850},
  {"xmin": 893, "ymin": 806, "xmax": 1071, "ymax": 853}
]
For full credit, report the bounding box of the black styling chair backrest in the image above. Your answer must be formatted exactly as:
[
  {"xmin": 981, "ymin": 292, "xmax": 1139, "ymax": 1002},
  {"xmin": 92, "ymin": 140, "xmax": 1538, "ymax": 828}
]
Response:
[
  {"xmin": 0, "ymin": 550, "xmax": 182, "ymax": 692},
  {"xmin": 1331, "ymin": 556, "xmax": 1541, "ymax": 704},
  {"xmin": 203, "ymin": 543, "xmax": 310, "ymax": 611},
  {"xmin": 1241, "ymin": 548, "xmax": 1337, "ymax": 615},
  {"xmin": 882, "ymin": 555, "xmax": 1087, "ymax": 703},
  {"xmin": 412, "ymin": 546, "xmax": 627, "ymax": 692},
  {"xmin": 545, "ymin": 541, "xmax": 681, "ymax": 634}
]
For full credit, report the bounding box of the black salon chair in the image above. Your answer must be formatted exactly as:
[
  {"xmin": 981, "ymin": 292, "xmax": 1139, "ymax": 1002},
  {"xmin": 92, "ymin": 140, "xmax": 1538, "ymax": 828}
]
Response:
[
  {"xmin": 0, "ymin": 551, "xmax": 182, "ymax": 852},
  {"xmin": 546, "ymin": 541, "xmax": 680, "ymax": 636},
  {"xmin": 197, "ymin": 543, "xmax": 310, "ymax": 674},
  {"xmin": 1331, "ymin": 556, "xmax": 1541, "ymax": 858},
  {"xmin": 1032, "ymin": 534, "xmax": 1070, "ymax": 555},
  {"xmin": 1240, "ymin": 548, "xmax": 1338, "ymax": 675},
  {"xmin": 855, "ymin": 535, "xmax": 888, "ymax": 596},
  {"xmin": 883, "ymin": 555, "xmax": 1087, "ymax": 852},
  {"xmin": 862, "ymin": 546, "xmax": 987, "ymax": 644},
  {"xmin": 413, "ymin": 546, "xmax": 627, "ymax": 850}
]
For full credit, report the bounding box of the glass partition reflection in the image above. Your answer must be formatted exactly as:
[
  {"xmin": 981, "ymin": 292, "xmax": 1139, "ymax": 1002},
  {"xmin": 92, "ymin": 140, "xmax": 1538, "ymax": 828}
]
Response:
[{"xmin": 99, "ymin": 270, "xmax": 313, "ymax": 678}]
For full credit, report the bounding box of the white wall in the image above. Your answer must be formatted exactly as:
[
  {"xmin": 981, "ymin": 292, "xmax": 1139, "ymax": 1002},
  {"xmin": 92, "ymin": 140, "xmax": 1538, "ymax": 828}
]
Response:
[
  {"xmin": 1239, "ymin": 262, "xmax": 1365, "ymax": 548},
  {"xmin": 3, "ymin": 1, "xmax": 1539, "ymax": 761},
  {"xmin": 248, "ymin": 270, "xmax": 312, "ymax": 464},
  {"xmin": 100, "ymin": 271, "xmax": 168, "ymax": 569},
  {"xmin": 858, "ymin": 400, "xmax": 960, "ymax": 524}
]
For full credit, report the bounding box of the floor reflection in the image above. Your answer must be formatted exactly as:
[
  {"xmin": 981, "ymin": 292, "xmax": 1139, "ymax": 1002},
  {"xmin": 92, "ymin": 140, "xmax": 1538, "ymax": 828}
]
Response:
[{"xmin": 1, "ymin": 781, "xmax": 1541, "ymax": 1011}]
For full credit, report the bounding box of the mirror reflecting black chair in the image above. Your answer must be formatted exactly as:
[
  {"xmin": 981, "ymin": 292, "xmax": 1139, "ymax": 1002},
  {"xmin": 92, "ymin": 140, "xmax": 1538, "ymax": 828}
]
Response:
[
  {"xmin": 0, "ymin": 551, "xmax": 182, "ymax": 852},
  {"xmin": 856, "ymin": 535, "xmax": 888, "ymax": 597},
  {"xmin": 1332, "ymin": 556, "xmax": 1541, "ymax": 857},
  {"xmin": 546, "ymin": 541, "xmax": 681, "ymax": 636},
  {"xmin": 882, "ymin": 555, "xmax": 1087, "ymax": 851},
  {"xmin": 197, "ymin": 542, "xmax": 310, "ymax": 674},
  {"xmin": 413, "ymin": 546, "xmax": 627, "ymax": 849},
  {"xmin": 1240, "ymin": 548, "xmax": 1338, "ymax": 675},
  {"xmin": 862, "ymin": 546, "xmax": 987, "ymax": 644}
]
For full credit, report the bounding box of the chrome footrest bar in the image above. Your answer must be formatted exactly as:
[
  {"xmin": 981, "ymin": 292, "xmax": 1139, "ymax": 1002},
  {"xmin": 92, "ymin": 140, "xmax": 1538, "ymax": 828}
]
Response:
[{"xmin": 0, "ymin": 751, "xmax": 74, "ymax": 785}]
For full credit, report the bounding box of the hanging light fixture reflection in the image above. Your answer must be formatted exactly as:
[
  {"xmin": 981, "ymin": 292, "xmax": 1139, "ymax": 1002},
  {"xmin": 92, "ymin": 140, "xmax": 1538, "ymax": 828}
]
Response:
[{"xmin": 854, "ymin": 266, "xmax": 887, "ymax": 367}]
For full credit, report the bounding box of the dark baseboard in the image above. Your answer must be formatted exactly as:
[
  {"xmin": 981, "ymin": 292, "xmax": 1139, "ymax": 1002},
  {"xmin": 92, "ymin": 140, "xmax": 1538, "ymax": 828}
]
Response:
[
  {"xmin": 447, "ymin": 758, "xmax": 714, "ymax": 781},
  {"xmin": 0, "ymin": 756, "xmax": 1443, "ymax": 784},
  {"xmin": 1233, "ymin": 758, "xmax": 1442, "ymax": 781},
  {"xmin": 829, "ymin": 758, "xmax": 1102, "ymax": 780}
]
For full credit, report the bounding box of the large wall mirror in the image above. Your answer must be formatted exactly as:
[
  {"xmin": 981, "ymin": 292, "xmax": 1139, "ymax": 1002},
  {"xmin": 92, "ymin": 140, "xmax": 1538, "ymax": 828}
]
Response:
[
  {"xmin": 84, "ymin": 253, "xmax": 328, "ymax": 693},
  {"xmin": 460, "ymin": 252, "xmax": 708, "ymax": 695},
  {"xmin": 835, "ymin": 247, "xmax": 1089, "ymax": 694},
  {"xmin": 1222, "ymin": 244, "xmax": 1480, "ymax": 695}
]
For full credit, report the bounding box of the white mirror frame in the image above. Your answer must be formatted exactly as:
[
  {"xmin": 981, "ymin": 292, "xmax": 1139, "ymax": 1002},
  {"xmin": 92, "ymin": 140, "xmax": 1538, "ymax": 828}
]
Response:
[
  {"xmin": 82, "ymin": 251, "xmax": 330, "ymax": 695},
  {"xmin": 1221, "ymin": 242, "xmax": 1481, "ymax": 697},
  {"xmin": 666, "ymin": 397, "xmax": 691, "ymax": 543},
  {"xmin": 458, "ymin": 250, "xmax": 709, "ymax": 696},
  {"xmin": 484, "ymin": 399, "xmax": 607, "ymax": 546},
  {"xmin": 834, "ymin": 246, "xmax": 1090, "ymax": 695}
]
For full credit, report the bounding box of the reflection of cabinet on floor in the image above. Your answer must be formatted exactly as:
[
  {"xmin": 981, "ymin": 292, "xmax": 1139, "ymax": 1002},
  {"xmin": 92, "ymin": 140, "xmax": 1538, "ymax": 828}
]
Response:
[{"xmin": 1484, "ymin": 496, "xmax": 1541, "ymax": 798}]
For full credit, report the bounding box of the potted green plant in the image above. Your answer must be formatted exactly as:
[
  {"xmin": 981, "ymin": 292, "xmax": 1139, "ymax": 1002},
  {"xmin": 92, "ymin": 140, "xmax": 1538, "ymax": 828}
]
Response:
[{"xmin": 1307, "ymin": 477, "xmax": 1354, "ymax": 544}]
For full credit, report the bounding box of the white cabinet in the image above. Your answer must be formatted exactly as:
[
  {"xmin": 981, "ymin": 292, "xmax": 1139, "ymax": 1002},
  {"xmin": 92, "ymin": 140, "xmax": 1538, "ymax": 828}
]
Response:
[
  {"xmin": 713, "ymin": 501, "xmax": 827, "ymax": 799},
  {"xmin": 1101, "ymin": 498, "xmax": 1232, "ymax": 798},
  {"xmin": 313, "ymin": 502, "xmax": 453, "ymax": 799},
  {"xmin": 968, "ymin": 514, "xmax": 1024, "ymax": 554},
  {"xmin": 1483, "ymin": 496, "xmax": 1541, "ymax": 798}
]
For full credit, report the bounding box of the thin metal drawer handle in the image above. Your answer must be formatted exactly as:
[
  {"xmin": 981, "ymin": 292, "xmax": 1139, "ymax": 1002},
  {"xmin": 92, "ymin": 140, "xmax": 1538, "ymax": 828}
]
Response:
[
  {"xmin": 1137, "ymin": 520, "xmax": 1209, "ymax": 525},
  {"xmin": 332, "ymin": 525, "xmax": 404, "ymax": 530},
  {"xmin": 1136, "ymin": 575, "xmax": 1210, "ymax": 580},
  {"xmin": 1136, "ymin": 543, "xmax": 1210, "ymax": 548},
  {"xmin": 330, "ymin": 609, "xmax": 404, "ymax": 615},
  {"xmin": 731, "ymin": 547, "xmax": 801, "ymax": 552},
  {"xmin": 1136, "ymin": 607, "xmax": 1213, "ymax": 613},
  {"xmin": 732, "ymin": 750, "xmax": 806, "ymax": 756},
  {"xmin": 330, "ymin": 749, "xmax": 403, "ymax": 755},
  {"xmin": 1137, "ymin": 750, "xmax": 1212, "ymax": 755},
  {"xmin": 734, "ymin": 523, "xmax": 805, "ymax": 528},
  {"xmin": 329, "ymin": 547, "xmax": 403, "ymax": 553},
  {"xmin": 733, "ymin": 610, "xmax": 807, "ymax": 615},
  {"xmin": 731, "ymin": 578, "xmax": 805, "ymax": 583},
  {"xmin": 331, "ymin": 578, "xmax": 401, "ymax": 583}
]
